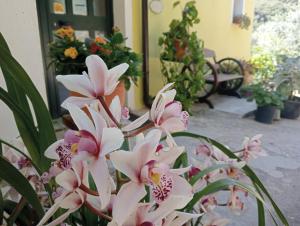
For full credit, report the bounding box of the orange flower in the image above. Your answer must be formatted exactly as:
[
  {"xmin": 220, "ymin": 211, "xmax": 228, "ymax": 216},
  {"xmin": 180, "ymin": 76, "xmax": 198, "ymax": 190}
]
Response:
[
  {"xmin": 64, "ymin": 47, "xmax": 78, "ymax": 59},
  {"xmin": 95, "ymin": 36, "xmax": 107, "ymax": 44},
  {"xmin": 53, "ymin": 2, "xmax": 64, "ymax": 13},
  {"xmin": 55, "ymin": 26, "xmax": 74, "ymax": 39}
]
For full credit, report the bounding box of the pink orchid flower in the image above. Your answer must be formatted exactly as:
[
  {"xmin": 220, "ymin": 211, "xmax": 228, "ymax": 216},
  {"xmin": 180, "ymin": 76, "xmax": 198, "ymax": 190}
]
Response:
[
  {"xmin": 108, "ymin": 203, "xmax": 200, "ymax": 226},
  {"xmin": 241, "ymin": 134, "xmax": 267, "ymax": 161},
  {"xmin": 109, "ymin": 129, "xmax": 193, "ymax": 226},
  {"xmin": 227, "ymin": 186, "xmax": 245, "ymax": 215},
  {"xmin": 44, "ymin": 104, "xmax": 124, "ymax": 208},
  {"xmin": 150, "ymin": 83, "xmax": 189, "ymax": 133},
  {"xmin": 56, "ymin": 55, "xmax": 128, "ymax": 108},
  {"xmin": 37, "ymin": 162, "xmax": 88, "ymax": 226}
]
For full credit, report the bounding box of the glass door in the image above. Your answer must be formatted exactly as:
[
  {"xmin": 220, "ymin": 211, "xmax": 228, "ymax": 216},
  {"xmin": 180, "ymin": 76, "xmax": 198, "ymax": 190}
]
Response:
[{"xmin": 37, "ymin": 0, "xmax": 113, "ymax": 118}]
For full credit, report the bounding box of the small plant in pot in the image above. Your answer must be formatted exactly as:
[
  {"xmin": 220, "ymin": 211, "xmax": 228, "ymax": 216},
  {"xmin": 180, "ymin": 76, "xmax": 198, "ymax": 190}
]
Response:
[
  {"xmin": 158, "ymin": 0, "xmax": 205, "ymax": 112},
  {"xmin": 242, "ymin": 84, "xmax": 284, "ymax": 124},
  {"xmin": 275, "ymin": 59, "xmax": 300, "ymax": 119}
]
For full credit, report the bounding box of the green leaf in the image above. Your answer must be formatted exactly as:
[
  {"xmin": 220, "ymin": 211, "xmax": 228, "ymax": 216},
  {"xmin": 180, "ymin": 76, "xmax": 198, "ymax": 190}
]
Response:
[
  {"xmin": 186, "ymin": 178, "xmax": 265, "ymax": 211},
  {"xmin": 170, "ymin": 131, "xmax": 289, "ymax": 226},
  {"xmin": 189, "ymin": 163, "xmax": 230, "ymax": 185},
  {"xmin": 0, "ymin": 156, "xmax": 44, "ymax": 218},
  {"xmin": 0, "ymin": 190, "xmax": 3, "ymax": 225},
  {"xmin": 0, "ymin": 33, "xmax": 56, "ymax": 170}
]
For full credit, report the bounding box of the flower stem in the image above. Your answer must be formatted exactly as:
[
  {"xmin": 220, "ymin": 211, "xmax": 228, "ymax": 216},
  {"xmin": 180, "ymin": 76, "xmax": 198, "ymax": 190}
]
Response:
[
  {"xmin": 79, "ymin": 184, "xmax": 116, "ymax": 196},
  {"xmin": 84, "ymin": 201, "xmax": 112, "ymax": 221},
  {"xmin": 124, "ymin": 122, "xmax": 155, "ymax": 138},
  {"xmin": 98, "ymin": 96, "xmax": 120, "ymax": 128}
]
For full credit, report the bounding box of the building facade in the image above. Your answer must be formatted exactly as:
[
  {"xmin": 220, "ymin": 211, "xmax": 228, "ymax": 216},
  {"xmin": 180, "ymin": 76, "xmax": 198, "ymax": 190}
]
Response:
[{"xmin": 0, "ymin": 0, "xmax": 254, "ymax": 139}]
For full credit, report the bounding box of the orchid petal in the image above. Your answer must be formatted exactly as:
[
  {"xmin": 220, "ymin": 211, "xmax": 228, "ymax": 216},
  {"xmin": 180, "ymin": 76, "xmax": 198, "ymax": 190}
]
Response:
[
  {"xmin": 170, "ymin": 166, "xmax": 191, "ymax": 175},
  {"xmin": 100, "ymin": 128, "xmax": 124, "ymax": 157},
  {"xmin": 105, "ymin": 63, "xmax": 129, "ymax": 95},
  {"xmin": 164, "ymin": 212, "xmax": 202, "ymax": 226},
  {"xmin": 87, "ymin": 106, "xmax": 107, "ymax": 142},
  {"xmin": 109, "ymin": 96, "xmax": 122, "ymax": 124},
  {"xmin": 160, "ymin": 117, "xmax": 186, "ymax": 133},
  {"xmin": 44, "ymin": 140, "xmax": 64, "ymax": 160},
  {"xmin": 61, "ymin": 96, "xmax": 97, "ymax": 109},
  {"xmin": 89, "ymin": 158, "xmax": 112, "ymax": 208},
  {"xmin": 110, "ymin": 150, "xmax": 140, "ymax": 181},
  {"xmin": 37, "ymin": 194, "xmax": 66, "ymax": 226},
  {"xmin": 122, "ymin": 111, "xmax": 149, "ymax": 132},
  {"xmin": 154, "ymin": 146, "xmax": 184, "ymax": 165},
  {"xmin": 150, "ymin": 83, "xmax": 174, "ymax": 119},
  {"xmin": 66, "ymin": 104, "xmax": 96, "ymax": 136},
  {"xmin": 60, "ymin": 191, "xmax": 83, "ymax": 209},
  {"xmin": 112, "ymin": 181, "xmax": 146, "ymax": 226},
  {"xmin": 56, "ymin": 74, "xmax": 94, "ymax": 97},
  {"xmin": 86, "ymin": 55, "xmax": 108, "ymax": 95},
  {"xmin": 45, "ymin": 208, "xmax": 78, "ymax": 226},
  {"xmin": 55, "ymin": 169, "xmax": 79, "ymax": 191}
]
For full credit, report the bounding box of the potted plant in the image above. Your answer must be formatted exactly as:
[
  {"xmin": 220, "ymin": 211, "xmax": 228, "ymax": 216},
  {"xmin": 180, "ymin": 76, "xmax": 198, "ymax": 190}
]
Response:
[
  {"xmin": 49, "ymin": 26, "xmax": 88, "ymax": 75},
  {"xmin": 233, "ymin": 14, "xmax": 251, "ymax": 30},
  {"xmin": 158, "ymin": 1, "xmax": 205, "ymax": 112},
  {"xmin": 276, "ymin": 60, "xmax": 300, "ymax": 119},
  {"xmin": 86, "ymin": 27, "xmax": 142, "ymax": 106},
  {"xmin": 242, "ymin": 84, "xmax": 284, "ymax": 124}
]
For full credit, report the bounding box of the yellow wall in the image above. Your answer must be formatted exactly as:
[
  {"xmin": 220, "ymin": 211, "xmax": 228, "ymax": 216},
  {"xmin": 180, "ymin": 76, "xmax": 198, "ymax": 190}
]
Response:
[{"xmin": 132, "ymin": 0, "xmax": 254, "ymax": 106}]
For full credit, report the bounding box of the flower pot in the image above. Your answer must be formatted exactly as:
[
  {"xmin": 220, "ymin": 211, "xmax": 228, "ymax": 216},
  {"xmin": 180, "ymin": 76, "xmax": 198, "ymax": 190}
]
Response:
[
  {"xmin": 105, "ymin": 81, "xmax": 126, "ymax": 107},
  {"xmin": 281, "ymin": 99, "xmax": 300, "ymax": 119},
  {"xmin": 255, "ymin": 106, "xmax": 276, "ymax": 124}
]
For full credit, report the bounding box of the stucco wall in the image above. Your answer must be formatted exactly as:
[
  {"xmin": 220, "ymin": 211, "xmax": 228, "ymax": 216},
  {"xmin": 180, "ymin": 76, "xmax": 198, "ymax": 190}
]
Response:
[
  {"xmin": 0, "ymin": 0, "xmax": 47, "ymax": 140},
  {"xmin": 147, "ymin": 0, "xmax": 255, "ymax": 96}
]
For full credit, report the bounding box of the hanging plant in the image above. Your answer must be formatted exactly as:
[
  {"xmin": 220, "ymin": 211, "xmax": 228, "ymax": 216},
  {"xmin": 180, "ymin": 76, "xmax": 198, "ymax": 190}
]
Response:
[{"xmin": 233, "ymin": 14, "xmax": 251, "ymax": 30}]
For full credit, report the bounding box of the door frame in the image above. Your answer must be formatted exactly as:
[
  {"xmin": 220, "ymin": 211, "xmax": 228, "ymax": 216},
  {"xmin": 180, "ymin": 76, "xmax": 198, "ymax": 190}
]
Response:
[{"xmin": 36, "ymin": 0, "xmax": 113, "ymax": 118}]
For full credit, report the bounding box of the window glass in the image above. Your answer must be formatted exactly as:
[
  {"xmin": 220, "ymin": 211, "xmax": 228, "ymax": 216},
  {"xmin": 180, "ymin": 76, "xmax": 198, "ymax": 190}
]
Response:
[
  {"xmin": 75, "ymin": 30, "xmax": 89, "ymax": 41},
  {"xmin": 93, "ymin": 0, "xmax": 106, "ymax": 16},
  {"xmin": 72, "ymin": 0, "xmax": 88, "ymax": 16},
  {"xmin": 95, "ymin": 30, "xmax": 106, "ymax": 38},
  {"xmin": 50, "ymin": 0, "xmax": 66, "ymax": 14},
  {"xmin": 233, "ymin": 0, "xmax": 244, "ymax": 17}
]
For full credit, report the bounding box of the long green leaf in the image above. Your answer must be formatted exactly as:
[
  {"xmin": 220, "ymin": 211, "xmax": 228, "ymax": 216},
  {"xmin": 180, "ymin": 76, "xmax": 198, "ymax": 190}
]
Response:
[
  {"xmin": 170, "ymin": 131, "xmax": 289, "ymax": 226},
  {"xmin": 0, "ymin": 87, "xmax": 40, "ymax": 164},
  {"xmin": 0, "ymin": 190, "xmax": 3, "ymax": 225},
  {"xmin": 189, "ymin": 163, "xmax": 229, "ymax": 185},
  {"xmin": 186, "ymin": 178, "xmax": 265, "ymax": 210},
  {"xmin": 0, "ymin": 33, "xmax": 56, "ymax": 170},
  {"xmin": 0, "ymin": 156, "xmax": 43, "ymax": 218}
]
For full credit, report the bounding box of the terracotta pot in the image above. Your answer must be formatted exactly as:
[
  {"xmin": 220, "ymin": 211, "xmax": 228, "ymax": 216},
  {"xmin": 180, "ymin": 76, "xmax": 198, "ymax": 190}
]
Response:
[
  {"xmin": 174, "ymin": 39, "xmax": 187, "ymax": 60},
  {"xmin": 105, "ymin": 81, "xmax": 126, "ymax": 107}
]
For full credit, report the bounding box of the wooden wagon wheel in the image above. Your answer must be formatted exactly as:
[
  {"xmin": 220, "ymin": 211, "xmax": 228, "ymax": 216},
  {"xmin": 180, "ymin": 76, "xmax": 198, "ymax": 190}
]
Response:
[
  {"xmin": 180, "ymin": 60, "xmax": 218, "ymax": 108},
  {"xmin": 197, "ymin": 60, "xmax": 218, "ymax": 99},
  {"xmin": 216, "ymin": 58, "xmax": 244, "ymax": 96}
]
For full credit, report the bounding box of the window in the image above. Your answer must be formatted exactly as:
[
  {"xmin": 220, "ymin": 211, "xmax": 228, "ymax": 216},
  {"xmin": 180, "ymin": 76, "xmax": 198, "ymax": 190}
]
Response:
[{"xmin": 233, "ymin": 0, "xmax": 245, "ymax": 18}]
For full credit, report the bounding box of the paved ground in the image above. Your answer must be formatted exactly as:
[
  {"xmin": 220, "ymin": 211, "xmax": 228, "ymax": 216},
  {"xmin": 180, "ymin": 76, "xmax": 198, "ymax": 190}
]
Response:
[{"xmin": 182, "ymin": 102, "xmax": 300, "ymax": 226}]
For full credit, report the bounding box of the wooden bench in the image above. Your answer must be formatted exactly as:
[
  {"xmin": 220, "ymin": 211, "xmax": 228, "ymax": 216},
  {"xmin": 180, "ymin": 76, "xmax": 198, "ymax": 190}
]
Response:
[{"xmin": 196, "ymin": 48, "xmax": 245, "ymax": 108}]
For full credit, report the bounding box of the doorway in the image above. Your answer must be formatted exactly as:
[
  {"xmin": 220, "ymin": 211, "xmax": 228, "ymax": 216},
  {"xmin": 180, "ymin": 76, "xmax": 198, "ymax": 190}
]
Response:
[{"xmin": 37, "ymin": 0, "xmax": 113, "ymax": 118}]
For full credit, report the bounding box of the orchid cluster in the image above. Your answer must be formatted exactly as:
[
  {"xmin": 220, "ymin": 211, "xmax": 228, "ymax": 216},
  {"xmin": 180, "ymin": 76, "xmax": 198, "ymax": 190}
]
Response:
[{"xmin": 11, "ymin": 54, "xmax": 267, "ymax": 226}]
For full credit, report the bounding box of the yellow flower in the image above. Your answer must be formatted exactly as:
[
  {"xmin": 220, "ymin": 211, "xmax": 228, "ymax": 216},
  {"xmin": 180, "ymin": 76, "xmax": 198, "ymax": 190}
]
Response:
[
  {"xmin": 55, "ymin": 26, "xmax": 74, "ymax": 39},
  {"xmin": 64, "ymin": 47, "xmax": 78, "ymax": 59}
]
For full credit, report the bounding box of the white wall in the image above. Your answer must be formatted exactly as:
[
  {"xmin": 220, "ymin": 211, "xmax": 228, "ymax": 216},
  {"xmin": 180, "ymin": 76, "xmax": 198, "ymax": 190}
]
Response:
[{"xmin": 0, "ymin": 0, "xmax": 47, "ymax": 140}]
